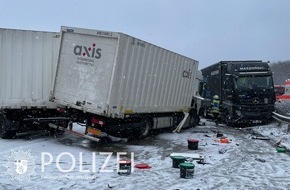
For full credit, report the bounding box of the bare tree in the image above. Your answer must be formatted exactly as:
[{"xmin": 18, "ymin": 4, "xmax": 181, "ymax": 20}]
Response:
[{"xmin": 270, "ymin": 61, "xmax": 290, "ymax": 84}]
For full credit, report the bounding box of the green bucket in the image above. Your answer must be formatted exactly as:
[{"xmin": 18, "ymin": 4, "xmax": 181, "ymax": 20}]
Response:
[
  {"xmin": 170, "ymin": 156, "xmax": 185, "ymax": 168},
  {"xmin": 276, "ymin": 147, "xmax": 286, "ymax": 153},
  {"xmin": 180, "ymin": 162, "xmax": 195, "ymax": 179}
]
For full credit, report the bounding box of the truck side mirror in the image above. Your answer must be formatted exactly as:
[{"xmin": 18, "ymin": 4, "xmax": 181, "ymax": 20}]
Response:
[{"xmin": 198, "ymin": 81, "xmax": 204, "ymax": 96}]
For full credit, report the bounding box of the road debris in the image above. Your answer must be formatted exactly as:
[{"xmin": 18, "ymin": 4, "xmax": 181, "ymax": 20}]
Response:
[
  {"xmin": 216, "ymin": 132, "xmax": 223, "ymax": 138},
  {"xmin": 275, "ymin": 139, "xmax": 282, "ymax": 146},
  {"xmin": 251, "ymin": 136, "xmax": 270, "ymax": 140},
  {"xmin": 255, "ymin": 158, "xmax": 266, "ymax": 163},
  {"xmin": 218, "ymin": 148, "xmax": 228, "ymax": 154},
  {"xmin": 135, "ymin": 163, "xmax": 152, "ymax": 169},
  {"xmin": 276, "ymin": 147, "xmax": 287, "ymax": 153},
  {"xmin": 196, "ymin": 159, "xmax": 211, "ymax": 165},
  {"xmin": 192, "ymin": 130, "xmax": 210, "ymax": 133},
  {"xmin": 219, "ymin": 138, "xmax": 230, "ymax": 143}
]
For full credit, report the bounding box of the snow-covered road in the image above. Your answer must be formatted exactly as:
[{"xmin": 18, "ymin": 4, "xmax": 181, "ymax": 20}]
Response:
[{"xmin": 1, "ymin": 119, "xmax": 290, "ymax": 190}]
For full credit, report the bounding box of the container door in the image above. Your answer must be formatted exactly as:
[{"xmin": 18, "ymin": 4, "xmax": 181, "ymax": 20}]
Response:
[{"xmin": 53, "ymin": 31, "xmax": 118, "ymax": 114}]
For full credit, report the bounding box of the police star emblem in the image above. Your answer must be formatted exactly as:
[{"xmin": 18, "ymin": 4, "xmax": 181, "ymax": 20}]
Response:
[{"xmin": 4, "ymin": 147, "xmax": 36, "ymax": 181}]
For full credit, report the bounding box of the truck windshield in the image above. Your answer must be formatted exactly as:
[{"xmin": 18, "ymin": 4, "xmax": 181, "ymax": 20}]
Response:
[{"xmin": 235, "ymin": 75, "xmax": 273, "ymax": 90}]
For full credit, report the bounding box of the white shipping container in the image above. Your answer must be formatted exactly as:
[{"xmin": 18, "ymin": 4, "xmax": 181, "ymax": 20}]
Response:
[
  {"xmin": 0, "ymin": 28, "xmax": 60, "ymax": 109},
  {"xmin": 52, "ymin": 26, "xmax": 199, "ymax": 118}
]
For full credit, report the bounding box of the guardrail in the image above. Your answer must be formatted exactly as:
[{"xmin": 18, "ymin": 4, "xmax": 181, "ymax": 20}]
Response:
[{"xmin": 272, "ymin": 112, "xmax": 290, "ymax": 124}]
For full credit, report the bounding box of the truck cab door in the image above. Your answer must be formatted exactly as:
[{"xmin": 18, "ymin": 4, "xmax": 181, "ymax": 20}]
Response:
[{"xmin": 223, "ymin": 76, "xmax": 234, "ymax": 101}]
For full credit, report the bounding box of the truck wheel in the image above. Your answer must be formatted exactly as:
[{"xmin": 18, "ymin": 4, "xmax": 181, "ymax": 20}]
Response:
[
  {"xmin": 137, "ymin": 117, "xmax": 152, "ymax": 139},
  {"xmin": 225, "ymin": 115, "xmax": 233, "ymax": 127},
  {"xmin": 199, "ymin": 108, "xmax": 205, "ymax": 118},
  {"xmin": 202, "ymin": 108, "xmax": 210, "ymax": 119},
  {"xmin": 193, "ymin": 114, "xmax": 200, "ymax": 126},
  {"xmin": 190, "ymin": 108, "xmax": 200, "ymax": 127}
]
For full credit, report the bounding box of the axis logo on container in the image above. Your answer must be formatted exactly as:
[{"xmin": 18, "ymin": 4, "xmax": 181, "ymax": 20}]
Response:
[{"xmin": 74, "ymin": 43, "xmax": 102, "ymax": 59}]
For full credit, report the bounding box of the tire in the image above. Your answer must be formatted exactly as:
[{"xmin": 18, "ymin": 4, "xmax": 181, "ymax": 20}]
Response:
[
  {"xmin": 199, "ymin": 108, "xmax": 205, "ymax": 118},
  {"xmin": 191, "ymin": 108, "xmax": 200, "ymax": 127},
  {"xmin": 2, "ymin": 130, "xmax": 17, "ymax": 139},
  {"xmin": 187, "ymin": 110, "xmax": 199, "ymax": 128},
  {"xmin": 49, "ymin": 121, "xmax": 67, "ymax": 138},
  {"xmin": 1, "ymin": 118, "xmax": 17, "ymax": 139},
  {"xmin": 136, "ymin": 117, "xmax": 152, "ymax": 139},
  {"xmin": 220, "ymin": 109, "xmax": 231, "ymax": 127},
  {"xmin": 0, "ymin": 116, "xmax": 3, "ymax": 135},
  {"xmin": 50, "ymin": 128, "xmax": 65, "ymax": 138},
  {"xmin": 225, "ymin": 114, "xmax": 233, "ymax": 127},
  {"xmin": 203, "ymin": 108, "xmax": 211, "ymax": 119},
  {"xmin": 193, "ymin": 114, "xmax": 200, "ymax": 126}
]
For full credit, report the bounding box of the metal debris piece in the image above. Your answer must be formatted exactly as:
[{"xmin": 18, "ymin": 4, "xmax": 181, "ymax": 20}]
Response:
[
  {"xmin": 218, "ymin": 148, "xmax": 227, "ymax": 154},
  {"xmin": 251, "ymin": 136, "xmax": 270, "ymax": 140},
  {"xmin": 255, "ymin": 158, "xmax": 266, "ymax": 162}
]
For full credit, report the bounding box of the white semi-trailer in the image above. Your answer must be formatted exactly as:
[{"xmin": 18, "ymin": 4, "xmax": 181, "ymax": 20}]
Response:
[
  {"xmin": 0, "ymin": 28, "xmax": 67, "ymax": 138},
  {"xmin": 51, "ymin": 26, "xmax": 201, "ymax": 138}
]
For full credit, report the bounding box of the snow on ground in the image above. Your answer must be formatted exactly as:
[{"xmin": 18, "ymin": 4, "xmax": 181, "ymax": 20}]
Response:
[
  {"xmin": 0, "ymin": 114, "xmax": 290, "ymax": 189},
  {"xmin": 275, "ymin": 100, "xmax": 290, "ymax": 116},
  {"xmin": 252, "ymin": 123, "xmax": 290, "ymax": 150}
]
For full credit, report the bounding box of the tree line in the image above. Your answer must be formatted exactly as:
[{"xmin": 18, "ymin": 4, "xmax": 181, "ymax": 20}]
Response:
[{"xmin": 270, "ymin": 60, "xmax": 290, "ymax": 85}]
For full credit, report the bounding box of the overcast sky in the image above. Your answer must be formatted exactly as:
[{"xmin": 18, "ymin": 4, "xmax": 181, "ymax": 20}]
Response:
[{"xmin": 1, "ymin": 0, "xmax": 289, "ymax": 69}]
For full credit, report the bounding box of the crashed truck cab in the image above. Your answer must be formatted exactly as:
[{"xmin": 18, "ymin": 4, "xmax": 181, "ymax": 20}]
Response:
[
  {"xmin": 230, "ymin": 63, "xmax": 274, "ymax": 123},
  {"xmin": 201, "ymin": 61, "xmax": 275, "ymax": 126}
]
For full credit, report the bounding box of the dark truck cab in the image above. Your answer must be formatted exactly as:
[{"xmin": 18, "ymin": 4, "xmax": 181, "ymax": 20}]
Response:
[{"xmin": 201, "ymin": 61, "xmax": 275, "ymax": 126}]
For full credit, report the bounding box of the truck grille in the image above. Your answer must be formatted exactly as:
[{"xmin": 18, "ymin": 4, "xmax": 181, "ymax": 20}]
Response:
[{"xmin": 239, "ymin": 97, "xmax": 269, "ymax": 105}]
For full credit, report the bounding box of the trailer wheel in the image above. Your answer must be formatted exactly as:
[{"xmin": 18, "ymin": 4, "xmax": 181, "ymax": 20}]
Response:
[
  {"xmin": 137, "ymin": 117, "xmax": 152, "ymax": 139},
  {"xmin": 50, "ymin": 128, "xmax": 65, "ymax": 138},
  {"xmin": 0, "ymin": 116, "xmax": 3, "ymax": 135},
  {"xmin": 1, "ymin": 130, "xmax": 17, "ymax": 139},
  {"xmin": 1, "ymin": 119, "xmax": 17, "ymax": 139}
]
